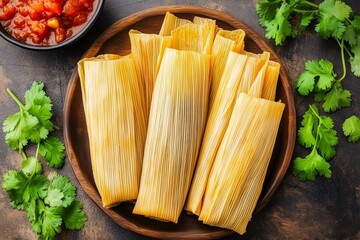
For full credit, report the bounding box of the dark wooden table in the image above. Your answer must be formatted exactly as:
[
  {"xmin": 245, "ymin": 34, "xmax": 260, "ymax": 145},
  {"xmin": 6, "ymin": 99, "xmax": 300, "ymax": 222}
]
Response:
[{"xmin": 1, "ymin": 1, "xmax": 359, "ymax": 239}]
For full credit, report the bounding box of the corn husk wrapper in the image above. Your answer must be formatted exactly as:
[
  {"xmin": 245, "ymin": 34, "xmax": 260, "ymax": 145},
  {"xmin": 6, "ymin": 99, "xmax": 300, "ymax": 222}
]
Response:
[
  {"xmin": 129, "ymin": 30, "xmax": 172, "ymax": 114},
  {"xmin": 170, "ymin": 22, "xmax": 216, "ymax": 54},
  {"xmin": 199, "ymin": 93, "xmax": 284, "ymax": 234},
  {"xmin": 185, "ymin": 52, "xmax": 248, "ymax": 215},
  {"xmin": 209, "ymin": 29, "xmax": 245, "ymax": 107},
  {"xmin": 159, "ymin": 12, "xmax": 192, "ymax": 36},
  {"xmin": 133, "ymin": 48, "xmax": 210, "ymax": 223},
  {"xmin": 237, "ymin": 51, "xmax": 270, "ymax": 96},
  {"xmin": 261, "ymin": 61, "xmax": 280, "ymax": 101},
  {"xmin": 78, "ymin": 54, "xmax": 146, "ymax": 208}
]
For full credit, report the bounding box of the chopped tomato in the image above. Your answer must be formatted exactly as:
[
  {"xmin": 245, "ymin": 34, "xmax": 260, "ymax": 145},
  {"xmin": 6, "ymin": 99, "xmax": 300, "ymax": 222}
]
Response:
[
  {"xmin": 0, "ymin": 0, "xmax": 95, "ymax": 45},
  {"xmin": 18, "ymin": 4, "xmax": 29, "ymax": 17},
  {"xmin": 62, "ymin": 1, "xmax": 76, "ymax": 17},
  {"xmin": 13, "ymin": 28, "xmax": 29, "ymax": 41},
  {"xmin": 1, "ymin": 4, "xmax": 16, "ymax": 20},
  {"xmin": 29, "ymin": 1, "xmax": 44, "ymax": 13},
  {"xmin": 28, "ymin": 8, "xmax": 42, "ymax": 20},
  {"xmin": 13, "ymin": 16, "xmax": 25, "ymax": 27},
  {"xmin": 29, "ymin": 20, "xmax": 47, "ymax": 35},
  {"xmin": 44, "ymin": 0, "xmax": 61, "ymax": 15},
  {"xmin": 73, "ymin": 12, "xmax": 87, "ymax": 26},
  {"xmin": 0, "ymin": 0, "xmax": 10, "ymax": 8},
  {"xmin": 54, "ymin": 26, "xmax": 65, "ymax": 42}
]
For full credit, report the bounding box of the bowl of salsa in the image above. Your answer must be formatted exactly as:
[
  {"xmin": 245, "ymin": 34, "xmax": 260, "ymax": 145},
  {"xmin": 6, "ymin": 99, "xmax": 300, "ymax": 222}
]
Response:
[{"xmin": 0, "ymin": 0, "xmax": 104, "ymax": 50}]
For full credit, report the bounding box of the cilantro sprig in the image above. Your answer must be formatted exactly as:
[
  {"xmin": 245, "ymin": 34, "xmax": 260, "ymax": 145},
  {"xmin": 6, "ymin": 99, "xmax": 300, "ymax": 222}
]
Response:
[
  {"xmin": 295, "ymin": 59, "xmax": 351, "ymax": 112},
  {"xmin": 2, "ymin": 82, "xmax": 87, "ymax": 239},
  {"xmin": 256, "ymin": 0, "xmax": 360, "ymax": 78},
  {"xmin": 256, "ymin": 0, "xmax": 359, "ymax": 181},
  {"xmin": 3, "ymin": 81, "xmax": 64, "ymax": 168},
  {"xmin": 293, "ymin": 104, "xmax": 338, "ymax": 180}
]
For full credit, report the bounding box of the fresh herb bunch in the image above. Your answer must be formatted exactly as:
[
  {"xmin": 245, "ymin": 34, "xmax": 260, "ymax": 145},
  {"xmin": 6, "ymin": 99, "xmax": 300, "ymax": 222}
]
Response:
[
  {"xmin": 256, "ymin": 0, "xmax": 360, "ymax": 181},
  {"xmin": 256, "ymin": 0, "xmax": 360, "ymax": 77},
  {"xmin": 2, "ymin": 81, "xmax": 87, "ymax": 239}
]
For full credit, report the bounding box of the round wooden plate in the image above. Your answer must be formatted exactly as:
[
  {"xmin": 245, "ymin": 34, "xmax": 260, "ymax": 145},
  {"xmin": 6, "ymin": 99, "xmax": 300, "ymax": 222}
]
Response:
[{"xmin": 63, "ymin": 5, "xmax": 296, "ymax": 239}]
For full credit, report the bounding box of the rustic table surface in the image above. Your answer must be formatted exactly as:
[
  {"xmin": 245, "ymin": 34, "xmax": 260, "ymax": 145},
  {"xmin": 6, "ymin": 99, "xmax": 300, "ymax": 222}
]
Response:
[{"xmin": 0, "ymin": 1, "xmax": 359, "ymax": 239}]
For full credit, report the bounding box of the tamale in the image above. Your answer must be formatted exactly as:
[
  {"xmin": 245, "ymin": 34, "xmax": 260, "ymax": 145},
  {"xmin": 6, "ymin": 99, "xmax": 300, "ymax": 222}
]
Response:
[
  {"xmin": 261, "ymin": 61, "xmax": 280, "ymax": 101},
  {"xmin": 78, "ymin": 54, "xmax": 146, "ymax": 208},
  {"xmin": 209, "ymin": 29, "xmax": 245, "ymax": 107},
  {"xmin": 185, "ymin": 52, "xmax": 248, "ymax": 215},
  {"xmin": 133, "ymin": 48, "xmax": 210, "ymax": 223},
  {"xmin": 159, "ymin": 12, "xmax": 192, "ymax": 36},
  {"xmin": 237, "ymin": 51, "xmax": 270, "ymax": 95},
  {"xmin": 199, "ymin": 93, "xmax": 284, "ymax": 235},
  {"xmin": 129, "ymin": 30, "xmax": 172, "ymax": 114}
]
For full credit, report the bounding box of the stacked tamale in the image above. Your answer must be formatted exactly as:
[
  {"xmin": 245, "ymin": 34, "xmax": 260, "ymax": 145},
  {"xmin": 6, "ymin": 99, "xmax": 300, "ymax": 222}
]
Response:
[{"xmin": 78, "ymin": 11, "xmax": 285, "ymax": 235}]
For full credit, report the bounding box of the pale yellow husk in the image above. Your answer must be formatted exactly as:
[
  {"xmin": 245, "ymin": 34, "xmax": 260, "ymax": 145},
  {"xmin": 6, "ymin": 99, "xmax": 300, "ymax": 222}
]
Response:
[
  {"xmin": 209, "ymin": 29, "xmax": 245, "ymax": 107},
  {"xmin": 133, "ymin": 48, "xmax": 210, "ymax": 223},
  {"xmin": 237, "ymin": 51, "xmax": 270, "ymax": 96},
  {"xmin": 170, "ymin": 17, "xmax": 216, "ymax": 54},
  {"xmin": 261, "ymin": 61, "xmax": 280, "ymax": 101},
  {"xmin": 199, "ymin": 93, "xmax": 284, "ymax": 234},
  {"xmin": 185, "ymin": 52, "xmax": 248, "ymax": 215},
  {"xmin": 78, "ymin": 54, "xmax": 146, "ymax": 208},
  {"xmin": 159, "ymin": 12, "xmax": 192, "ymax": 36},
  {"xmin": 129, "ymin": 30, "xmax": 172, "ymax": 114}
]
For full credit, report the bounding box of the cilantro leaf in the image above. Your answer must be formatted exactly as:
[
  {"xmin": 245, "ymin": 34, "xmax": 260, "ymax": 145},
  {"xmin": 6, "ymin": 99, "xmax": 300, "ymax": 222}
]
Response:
[
  {"xmin": 350, "ymin": 56, "xmax": 360, "ymax": 77},
  {"xmin": 293, "ymin": 148, "xmax": 332, "ymax": 181},
  {"xmin": 256, "ymin": 0, "xmax": 282, "ymax": 27},
  {"xmin": 3, "ymin": 110, "xmax": 39, "ymax": 150},
  {"xmin": 317, "ymin": 116, "xmax": 338, "ymax": 159},
  {"xmin": 2, "ymin": 170, "xmax": 25, "ymax": 191},
  {"xmin": 21, "ymin": 157, "xmax": 43, "ymax": 176},
  {"xmin": 317, "ymin": 80, "xmax": 351, "ymax": 112},
  {"xmin": 264, "ymin": 2, "xmax": 297, "ymax": 45},
  {"xmin": 342, "ymin": 115, "xmax": 360, "ymax": 142},
  {"xmin": 343, "ymin": 16, "xmax": 360, "ymax": 47},
  {"xmin": 24, "ymin": 175, "xmax": 49, "ymax": 202},
  {"xmin": 28, "ymin": 200, "xmax": 63, "ymax": 240},
  {"xmin": 330, "ymin": 0, "xmax": 352, "ymax": 21},
  {"xmin": 296, "ymin": 71, "xmax": 315, "ymax": 95},
  {"xmin": 296, "ymin": 60, "xmax": 335, "ymax": 95},
  {"xmin": 45, "ymin": 189, "xmax": 64, "ymax": 207},
  {"xmin": 24, "ymin": 82, "xmax": 52, "ymax": 111},
  {"xmin": 62, "ymin": 200, "xmax": 87, "ymax": 230},
  {"xmin": 25, "ymin": 81, "xmax": 54, "ymax": 140},
  {"xmin": 49, "ymin": 175, "xmax": 76, "ymax": 208},
  {"xmin": 27, "ymin": 198, "xmax": 45, "ymax": 234},
  {"xmin": 40, "ymin": 206, "xmax": 63, "ymax": 239},
  {"xmin": 299, "ymin": 12, "xmax": 315, "ymax": 30},
  {"xmin": 39, "ymin": 136, "xmax": 65, "ymax": 168},
  {"xmin": 3, "ymin": 170, "xmax": 48, "ymax": 210},
  {"xmin": 298, "ymin": 106, "xmax": 317, "ymax": 148},
  {"xmin": 316, "ymin": 0, "xmax": 351, "ymax": 39},
  {"xmin": 2, "ymin": 170, "xmax": 29, "ymax": 209}
]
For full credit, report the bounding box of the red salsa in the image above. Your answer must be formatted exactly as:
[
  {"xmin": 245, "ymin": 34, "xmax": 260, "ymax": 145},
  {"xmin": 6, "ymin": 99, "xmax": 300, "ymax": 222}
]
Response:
[{"xmin": 0, "ymin": 0, "xmax": 95, "ymax": 45}]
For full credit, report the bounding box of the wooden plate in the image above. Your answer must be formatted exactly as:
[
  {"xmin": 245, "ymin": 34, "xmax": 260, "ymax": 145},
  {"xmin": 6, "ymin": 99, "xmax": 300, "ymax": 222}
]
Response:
[{"xmin": 63, "ymin": 5, "xmax": 296, "ymax": 239}]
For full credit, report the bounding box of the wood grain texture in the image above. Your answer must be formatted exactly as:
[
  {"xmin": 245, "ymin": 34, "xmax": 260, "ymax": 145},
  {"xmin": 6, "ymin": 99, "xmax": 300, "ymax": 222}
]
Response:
[
  {"xmin": 63, "ymin": 6, "xmax": 295, "ymax": 239},
  {"xmin": 0, "ymin": 1, "xmax": 359, "ymax": 240}
]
